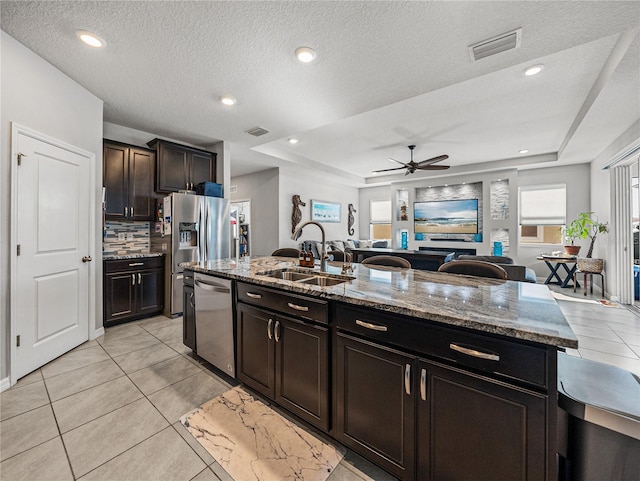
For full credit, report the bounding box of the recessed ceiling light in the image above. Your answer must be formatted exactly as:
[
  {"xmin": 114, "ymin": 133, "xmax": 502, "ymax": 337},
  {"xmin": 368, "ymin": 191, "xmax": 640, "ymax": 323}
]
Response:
[
  {"xmin": 288, "ymin": 138, "xmax": 299, "ymax": 144},
  {"xmin": 220, "ymin": 96, "xmax": 237, "ymax": 106},
  {"xmin": 519, "ymin": 149, "xmax": 529, "ymax": 154},
  {"xmin": 76, "ymin": 30, "xmax": 106, "ymax": 48},
  {"xmin": 295, "ymin": 47, "xmax": 317, "ymax": 63},
  {"xmin": 524, "ymin": 64, "xmax": 544, "ymax": 76}
]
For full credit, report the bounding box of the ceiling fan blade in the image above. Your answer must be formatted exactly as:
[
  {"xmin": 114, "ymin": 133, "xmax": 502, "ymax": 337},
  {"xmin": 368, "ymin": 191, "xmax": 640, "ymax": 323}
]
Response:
[
  {"xmin": 372, "ymin": 166, "xmax": 406, "ymax": 173},
  {"xmin": 416, "ymin": 154, "xmax": 449, "ymax": 167},
  {"xmin": 388, "ymin": 157, "xmax": 407, "ymax": 166},
  {"xmin": 416, "ymin": 164, "xmax": 450, "ymax": 171}
]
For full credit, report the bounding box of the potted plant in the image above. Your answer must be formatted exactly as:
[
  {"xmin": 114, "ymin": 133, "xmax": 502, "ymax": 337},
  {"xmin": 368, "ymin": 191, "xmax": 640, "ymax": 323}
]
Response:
[{"xmin": 564, "ymin": 212, "xmax": 608, "ymax": 272}]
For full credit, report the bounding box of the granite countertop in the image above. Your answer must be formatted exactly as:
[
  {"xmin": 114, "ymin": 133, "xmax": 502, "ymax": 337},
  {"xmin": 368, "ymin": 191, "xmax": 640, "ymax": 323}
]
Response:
[
  {"xmin": 181, "ymin": 256, "xmax": 578, "ymax": 349},
  {"xmin": 103, "ymin": 252, "xmax": 165, "ymax": 260}
]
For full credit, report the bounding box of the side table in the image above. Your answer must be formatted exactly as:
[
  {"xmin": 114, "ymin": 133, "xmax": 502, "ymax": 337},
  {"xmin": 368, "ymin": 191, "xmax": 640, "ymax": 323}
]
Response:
[{"xmin": 537, "ymin": 256, "xmax": 580, "ymax": 288}]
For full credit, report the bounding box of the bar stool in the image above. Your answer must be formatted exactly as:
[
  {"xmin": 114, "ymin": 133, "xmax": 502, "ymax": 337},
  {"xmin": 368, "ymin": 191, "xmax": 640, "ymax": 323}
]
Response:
[{"xmin": 573, "ymin": 270, "xmax": 605, "ymax": 296}]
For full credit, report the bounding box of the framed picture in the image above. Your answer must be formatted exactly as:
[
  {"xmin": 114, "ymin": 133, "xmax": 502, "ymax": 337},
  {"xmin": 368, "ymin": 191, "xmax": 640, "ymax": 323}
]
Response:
[{"xmin": 311, "ymin": 199, "xmax": 341, "ymax": 223}]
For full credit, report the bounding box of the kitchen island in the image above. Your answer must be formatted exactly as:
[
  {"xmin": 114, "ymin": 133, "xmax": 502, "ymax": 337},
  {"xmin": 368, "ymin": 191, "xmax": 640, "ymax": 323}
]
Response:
[{"xmin": 182, "ymin": 256, "xmax": 577, "ymax": 481}]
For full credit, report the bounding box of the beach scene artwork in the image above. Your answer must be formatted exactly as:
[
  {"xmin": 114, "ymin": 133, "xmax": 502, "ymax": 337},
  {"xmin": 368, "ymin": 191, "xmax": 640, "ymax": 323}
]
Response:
[{"xmin": 414, "ymin": 199, "xmax": 478, "ymax": 234}]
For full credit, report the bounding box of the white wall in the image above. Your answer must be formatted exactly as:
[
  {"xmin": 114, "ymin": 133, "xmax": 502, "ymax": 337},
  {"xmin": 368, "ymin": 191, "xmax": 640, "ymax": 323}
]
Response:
[
  {"xmin": 517, "ymin": 164, "xmax": 591, "ymax": 277},
  {"xmin": 1, "ymin": 31, "xmax": 104, "ymax": 381},
  {"xmin": 230, "ymin": 168, "xmax": 280, "ymax": 256},
  {"xmin": 278, "ymin": 166, "xmax": 360, "ymax": 248}
]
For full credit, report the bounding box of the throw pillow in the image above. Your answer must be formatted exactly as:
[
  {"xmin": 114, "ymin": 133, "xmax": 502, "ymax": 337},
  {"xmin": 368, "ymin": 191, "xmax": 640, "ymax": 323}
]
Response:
[
  {"xmin": 359, "ymin": 239, "xmax": 372, "ymax": 248},
  {"xmin": 315, "ymin": 241, "xmax": 330, "ymax": 257},
  {"xmin": 372, "ymin": 240, "xmax": 388, "ymax": 248},
  {"xmin": 344, "ymin": 240, "xmax": 356, "ymax": 250},
  {"xmin": 331, "ymin": 240, "xmax": 345, "ymax": 252}
]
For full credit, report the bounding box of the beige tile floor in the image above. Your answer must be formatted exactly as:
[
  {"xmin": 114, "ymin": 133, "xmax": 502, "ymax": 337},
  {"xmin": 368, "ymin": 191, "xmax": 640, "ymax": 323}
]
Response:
[
  {"xmin": 1, "ymin": 285, "xmax": 639, "ymax": 481},
  {"xmin": 0, "ymin": 315, "xmax": 394, "ymax": 481}
]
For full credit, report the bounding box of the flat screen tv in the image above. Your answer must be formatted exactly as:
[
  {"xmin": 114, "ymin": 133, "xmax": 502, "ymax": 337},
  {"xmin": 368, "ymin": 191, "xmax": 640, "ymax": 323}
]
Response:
[{"xmin": 414, "ymin": 199, "xmax": 479, "ymax": 234}]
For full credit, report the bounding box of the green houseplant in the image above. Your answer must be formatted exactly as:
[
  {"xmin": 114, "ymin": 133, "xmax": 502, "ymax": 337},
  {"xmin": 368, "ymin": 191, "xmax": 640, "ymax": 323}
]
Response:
[{"xmin": 564, "ymin": 212, "xmax": 608, "ymax": 273}]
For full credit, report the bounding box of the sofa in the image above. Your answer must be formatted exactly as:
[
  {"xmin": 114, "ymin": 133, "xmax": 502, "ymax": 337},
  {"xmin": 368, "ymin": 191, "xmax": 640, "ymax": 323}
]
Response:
[
  {"xmin": 456, "ymin": 255, "xmax": 537, "ymax": 283},
  {"xmin": 298, "ymin": 239, "xmax": 388, "ymax": 262}
]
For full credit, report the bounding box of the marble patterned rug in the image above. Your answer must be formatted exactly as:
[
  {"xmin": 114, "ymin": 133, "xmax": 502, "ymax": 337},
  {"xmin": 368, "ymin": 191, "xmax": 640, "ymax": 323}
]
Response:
[{"xmin": 181, "ymin": 386, "xmax": 345, "ymax": 481}]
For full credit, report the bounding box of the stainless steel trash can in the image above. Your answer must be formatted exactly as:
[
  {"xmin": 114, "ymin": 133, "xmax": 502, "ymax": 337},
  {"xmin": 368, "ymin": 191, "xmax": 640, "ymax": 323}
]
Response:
[{"xmin": 557, "ymin": 353, "xmax": 640, "ymax": 481}]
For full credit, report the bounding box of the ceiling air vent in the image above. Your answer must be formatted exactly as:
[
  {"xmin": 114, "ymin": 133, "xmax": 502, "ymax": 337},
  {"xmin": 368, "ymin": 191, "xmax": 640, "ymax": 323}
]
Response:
[
  {"xmin": 245, "ymin": 126, "xmax": 270, "ymax": 137},
  {"xmin": 468, "ymin": 28, "xmax": 522, "ymax": 61}
]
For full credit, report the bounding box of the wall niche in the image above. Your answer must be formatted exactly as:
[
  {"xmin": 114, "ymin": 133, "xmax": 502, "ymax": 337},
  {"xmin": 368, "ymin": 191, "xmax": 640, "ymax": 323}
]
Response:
[{"xmin": 414, "ymin": 182, "xmax": 483, "ymax": 242}]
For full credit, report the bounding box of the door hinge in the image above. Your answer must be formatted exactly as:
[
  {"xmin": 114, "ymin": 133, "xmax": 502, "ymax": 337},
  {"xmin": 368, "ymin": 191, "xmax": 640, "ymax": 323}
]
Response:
[
  {"xmin": 17, "ymin": 152, "xmax": 26, "ymax": 165},
  {"xmin": 17, "ymin": 244, "xmax": 21, "ymax": 256},
  {"xmin": 16, "ymin": 335, "xmax": 20, "ymax": 347}
]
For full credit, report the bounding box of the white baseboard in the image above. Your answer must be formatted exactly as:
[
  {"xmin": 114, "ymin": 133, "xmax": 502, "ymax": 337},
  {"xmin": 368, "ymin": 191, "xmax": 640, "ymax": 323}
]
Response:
[
  {"xmin": 0, "ymin": 377, "xmax": 10, "ymax": 393},
  {"xmin": 91, "ymin": 327, "xmax": 105, "ymax": 340}
]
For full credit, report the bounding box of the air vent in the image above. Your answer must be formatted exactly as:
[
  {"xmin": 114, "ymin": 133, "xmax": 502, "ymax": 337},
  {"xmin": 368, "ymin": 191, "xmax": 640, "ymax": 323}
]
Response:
[
  {"xmin": 245, "ymin": 126, "xmax": 270, "ymax": 137},
  {"xmin": 468, "ymin": 28, "xmax": 522, "ymax": 61},
  {"xmin": 229, "ymin": 185, "xmax": 237, "ymax": 194}
]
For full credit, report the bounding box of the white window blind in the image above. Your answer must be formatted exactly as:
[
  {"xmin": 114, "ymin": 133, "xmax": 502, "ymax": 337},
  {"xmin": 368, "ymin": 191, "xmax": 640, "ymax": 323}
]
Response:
[
  {"xmin": 370, "ymin": 200, "xmax": 391, "ymax": 223},
  {"xmin": 519, "ymin": 184, "xmax": 566, "ymax": 225}
]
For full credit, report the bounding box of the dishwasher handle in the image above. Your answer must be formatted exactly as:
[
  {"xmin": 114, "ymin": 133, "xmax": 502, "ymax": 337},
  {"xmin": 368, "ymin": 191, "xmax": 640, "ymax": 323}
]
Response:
[{"xmin": 195, "ymin": 279, "xmax": 231, "ymax": 293}]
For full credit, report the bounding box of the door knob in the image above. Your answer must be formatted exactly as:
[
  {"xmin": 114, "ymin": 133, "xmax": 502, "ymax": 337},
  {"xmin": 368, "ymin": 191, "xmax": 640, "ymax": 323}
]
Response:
[{"xmin": 82, "ymin": 256, "xmax": 92, "ymax": 263}]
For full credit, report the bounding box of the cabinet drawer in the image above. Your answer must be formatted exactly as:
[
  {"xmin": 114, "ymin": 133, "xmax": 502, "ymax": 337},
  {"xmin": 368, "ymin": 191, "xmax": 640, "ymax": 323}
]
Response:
[
  {"xmin": 104, "ymin": 256, "xmax": 163, "ymax": 273},
  {"xmin": 335, "ymin": 304, "xmax": 549, "ymax": 389},
  {"xmin": 237, "ymin": 282, "xmax": 328, "ymax": 324}
]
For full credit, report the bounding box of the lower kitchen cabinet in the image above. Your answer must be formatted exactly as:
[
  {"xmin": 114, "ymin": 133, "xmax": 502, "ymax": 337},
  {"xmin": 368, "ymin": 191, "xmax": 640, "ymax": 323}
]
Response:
[
  {"xmin": 417, "ymin": 360, "xmax": 547, "ymax": 481},
  {"xmin": 183, "ymin": 270, "xmax": 196, "ymax": 350},
  {"xmin": 236, "ymin": 302, "xmax": 329, "ymax": 431},
  {"xmin": 103, "ymin": 257, "xmax": 164, "ymax": 326},
  {"xmin": 334, "ymin": 333, "xmax": 415, "ymax": 480},
  {"xmin": 334, "ymin": 331, "xmax": 549, "ymax": 481}
]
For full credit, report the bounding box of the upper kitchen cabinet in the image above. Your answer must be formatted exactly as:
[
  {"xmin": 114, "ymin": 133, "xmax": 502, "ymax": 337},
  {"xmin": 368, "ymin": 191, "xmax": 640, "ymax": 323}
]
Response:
[
  {"xmin": 103, "ymin": 140, "xmax": 156, "ymax": 221},
  {"xmin": 147, "ymin": 138, "xmax": 216, "ymax": 193}
]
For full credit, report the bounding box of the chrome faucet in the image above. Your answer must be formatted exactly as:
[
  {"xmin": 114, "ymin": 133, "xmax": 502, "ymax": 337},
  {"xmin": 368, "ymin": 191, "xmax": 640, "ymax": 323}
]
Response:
[{"xmin": 291, "ymin": 221, "xmax": 328, "ymax": 272}]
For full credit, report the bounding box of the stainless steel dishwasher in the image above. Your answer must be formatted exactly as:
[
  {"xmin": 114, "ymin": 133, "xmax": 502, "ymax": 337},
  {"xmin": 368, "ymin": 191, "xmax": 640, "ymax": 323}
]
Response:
[{"xmin": 194, "ymin": 273, "xmax": 235, "ymax": 377}]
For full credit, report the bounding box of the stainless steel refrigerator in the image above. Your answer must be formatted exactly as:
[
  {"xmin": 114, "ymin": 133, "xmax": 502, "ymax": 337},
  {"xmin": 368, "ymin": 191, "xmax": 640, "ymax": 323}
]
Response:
[{"xmin": 151, "ymin": 193, "xmax": 231, "ymax": 316}]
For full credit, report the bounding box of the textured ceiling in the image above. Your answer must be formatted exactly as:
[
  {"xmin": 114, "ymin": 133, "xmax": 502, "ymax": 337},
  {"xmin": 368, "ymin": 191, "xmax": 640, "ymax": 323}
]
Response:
[{"xmin": 1, "ymin": 1, "xmax": 639, "ymax": 185}]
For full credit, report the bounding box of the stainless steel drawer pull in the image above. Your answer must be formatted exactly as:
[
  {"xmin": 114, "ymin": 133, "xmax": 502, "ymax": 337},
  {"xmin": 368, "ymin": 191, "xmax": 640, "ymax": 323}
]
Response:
[
  {"xmin": 449, "ymin": 343, "xmax": 500, "ymax": 361},
  {"xmin": 195, "ymin": 280, "xmax": 231, "ymax": 293},
  {"xmin": 131, "ymin": 273, "xmax": 135, "ymax": 285},
  {"xmin": 420, "ymin": 368, "xmax": 427, "ymax": 401},
  {"xmin": 287, "ymin": 302, "xmax": 309, "ymax": 312},
  {"xmin": 137, "ymin": 273, "xmax": 141, "ymax": 284},
  {"xmin": 128, "ymin": 262, "xmax": 144, "ymax": 266},
  {"xmin": 355, "ymin": 320, "xmax": 388, "ymax": 332},
  {"xmin": 189, "ymin": 293, "xmax": 195, "ymax": 308},
  {"xmin": 274, "ymin": 320, "xmax": 281, "ymax": 342},
  {"xmin": 267, "ymin": 319, "xmax": 273, "ymax": 340},
  {"xmin": 246, "ymin": 292, "xmax": 262, "ymax": 299},
  {"xmin": 404, "ymin": 364, "xmax": 411, "ymax": 395}
]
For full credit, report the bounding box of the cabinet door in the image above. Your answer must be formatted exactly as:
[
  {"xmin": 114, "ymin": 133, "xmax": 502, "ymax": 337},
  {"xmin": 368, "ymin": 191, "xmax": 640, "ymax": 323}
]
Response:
[
  {"xmin": 104, "ymin": 272, "xmax": 136, "ymax": 323},
  {"xmin": 103, "ymin": 142, "xmax": 128, "ymax": 219},
  {"xmin": 189, "ymin": 151, "xmax": 215, "ymax": 187},
  {"xmin": 334, "ymin": 333, "xmax": 415, "ymax": 480},
  {"xmin": 137, "ymin": 269, "xmax": 164, "ymax": 315},
  {"xmin": 157, "ymin": 143, "xmax": 188, "ymax": 193},
  {"xmin": 417, "ymin": 360, "xmax": 547, "ymax": 481},
  {"xmin": 183, "ymin": 284, "xmax": 196, "ymax": 350},
  {"xmin": 129, "ymin": 148, "xmax": 155, "ymax": 221},
  {"xmin": 236, "ymin": 303, "xmax": 275, "ymax": 399},
  {"xmin": 275, "ymin": 316, "xmax": 328, "ymax": 431}
]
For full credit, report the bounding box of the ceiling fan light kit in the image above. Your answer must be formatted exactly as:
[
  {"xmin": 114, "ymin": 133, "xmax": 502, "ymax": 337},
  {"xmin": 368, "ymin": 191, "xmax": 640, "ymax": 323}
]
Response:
[{"xmin": 372, "ymin": 145, "xmax": 450, "ymax": 176}]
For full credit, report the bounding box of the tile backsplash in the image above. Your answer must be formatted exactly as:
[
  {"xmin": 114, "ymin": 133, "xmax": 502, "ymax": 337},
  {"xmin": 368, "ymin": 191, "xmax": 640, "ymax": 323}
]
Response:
[{"xmin": 103, "ymin": 221, "xmax": 150, "ymax": 255}]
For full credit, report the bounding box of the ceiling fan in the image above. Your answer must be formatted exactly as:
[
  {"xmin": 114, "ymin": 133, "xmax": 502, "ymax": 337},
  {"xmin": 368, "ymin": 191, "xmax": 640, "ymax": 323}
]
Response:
[{"xmin": 372, "ymin": 145, "xmax": 450, "ymax": 176}]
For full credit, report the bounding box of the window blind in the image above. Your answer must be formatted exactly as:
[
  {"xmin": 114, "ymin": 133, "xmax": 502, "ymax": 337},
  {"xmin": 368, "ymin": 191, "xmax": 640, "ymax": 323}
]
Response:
[
  {"xmin": 519, "ymin": 184, "xmax": 566, "ymax": 225},
  {"xmin": 370, "ymin": 200, "xmax": 391, "ymax": 223}
]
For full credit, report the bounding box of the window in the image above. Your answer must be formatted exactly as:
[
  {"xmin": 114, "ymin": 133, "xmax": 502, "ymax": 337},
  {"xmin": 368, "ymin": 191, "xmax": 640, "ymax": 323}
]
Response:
[
  {"xmin": 519, "ymin": 184, "xmax": 566, "ymax": 244},
  {"xmin": 370, "ymin": 199, "xmax": 391, "ymax": 240}
]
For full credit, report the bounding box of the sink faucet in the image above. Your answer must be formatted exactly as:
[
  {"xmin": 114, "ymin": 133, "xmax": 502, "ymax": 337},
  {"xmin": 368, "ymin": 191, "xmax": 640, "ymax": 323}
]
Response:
[{"xmin": 291, "ymin": 221, "xmax": 328, "ymax": 272}]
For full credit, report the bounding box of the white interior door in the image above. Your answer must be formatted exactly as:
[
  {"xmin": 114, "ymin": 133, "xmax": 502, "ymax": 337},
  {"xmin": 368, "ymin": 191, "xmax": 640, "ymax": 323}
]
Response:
[{"xmin": 12, "ymin": 126, "xmax": 93, "ymax": 381}]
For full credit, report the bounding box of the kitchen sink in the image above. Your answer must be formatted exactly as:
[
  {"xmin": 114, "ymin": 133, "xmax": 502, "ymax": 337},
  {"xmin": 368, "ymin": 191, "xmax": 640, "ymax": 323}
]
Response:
[{"xmin": 258, "ymin": 268, "xmax": 354, "ymax": 286}]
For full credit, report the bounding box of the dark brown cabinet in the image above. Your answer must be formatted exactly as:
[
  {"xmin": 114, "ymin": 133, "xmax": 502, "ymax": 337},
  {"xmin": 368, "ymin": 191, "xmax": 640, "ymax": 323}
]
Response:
[
  {"xmin": 103, "ymin": 140, "xmax": 155, "ymax": 221},
  {"xmin": 237, "ymin": 299, "xmax": 329, "ymax": 431},
  {"xmin": 103, "ymin": 257, "xmax": 164, "ymax": 326},
  {"xmin": 417, "ymin": 359, "xmax": 547, "ymax": 481},
  {"xmin": 183, "ymin": 271, "xmax": 196, "ymax": 350},
  {"xmin": 147, "ymin": 138, "xmax": 216, "ymax": 193},
  {"xmin": 333, "ymin": 304, "xmax": 554, "ymax": 481},
  {"xmin": 334, "ymin": 332, "xmax": 415, "ymax": 480}
]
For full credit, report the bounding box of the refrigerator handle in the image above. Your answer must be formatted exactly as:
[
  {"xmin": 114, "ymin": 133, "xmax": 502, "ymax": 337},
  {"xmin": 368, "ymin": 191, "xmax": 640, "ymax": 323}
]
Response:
[
  {"xmin": 198, "ymin": 201, "xmax": 204, "ymax": 263},
  {"xmin": 204, "ymin": 201, "xmax": 210, "ymax": 261}
]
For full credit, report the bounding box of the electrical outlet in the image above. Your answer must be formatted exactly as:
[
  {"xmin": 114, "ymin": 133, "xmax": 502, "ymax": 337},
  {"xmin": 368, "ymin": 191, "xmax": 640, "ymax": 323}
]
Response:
[{"xmin": 118, "ymin": 233, "xmax": 125, "ymax": 241}]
